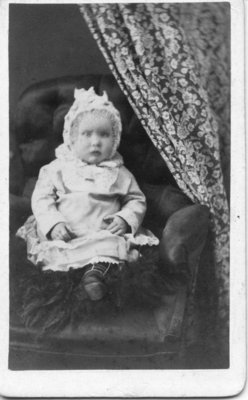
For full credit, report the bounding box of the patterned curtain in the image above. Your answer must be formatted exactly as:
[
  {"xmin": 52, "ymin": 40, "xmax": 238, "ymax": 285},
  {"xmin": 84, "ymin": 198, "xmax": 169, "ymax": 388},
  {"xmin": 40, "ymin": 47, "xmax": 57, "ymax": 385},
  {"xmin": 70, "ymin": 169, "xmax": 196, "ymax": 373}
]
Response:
[{"xmin": 79, "ymin": 3, "xmax": 230, "ymax": 343}]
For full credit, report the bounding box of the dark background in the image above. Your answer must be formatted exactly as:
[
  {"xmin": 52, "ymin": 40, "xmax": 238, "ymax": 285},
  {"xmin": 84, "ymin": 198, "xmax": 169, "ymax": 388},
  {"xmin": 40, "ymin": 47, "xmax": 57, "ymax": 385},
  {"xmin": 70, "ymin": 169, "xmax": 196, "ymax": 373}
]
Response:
[{"xmin": 9, "ymin": 4, "xmax": 110, "ymax": 118}]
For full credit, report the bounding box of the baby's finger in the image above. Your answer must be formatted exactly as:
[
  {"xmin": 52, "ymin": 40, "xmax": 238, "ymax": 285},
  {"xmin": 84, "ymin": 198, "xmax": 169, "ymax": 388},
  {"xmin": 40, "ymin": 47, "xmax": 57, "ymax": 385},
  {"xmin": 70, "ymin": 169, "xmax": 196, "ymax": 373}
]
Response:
[
  {"xmin": 55, "ymin": 226, "xmax": 70, "ymax": 241},
  {"xmin": 62, "ymin": 229, "xmax": 73, "ymax": 242},
  {"xmin": 108, "ymin": 225, "xmax": 122, "ymax": 234},
  {"xmin": 103, "ymin": 215, "xmax": 114, "ymax": 223},
  {"xmin": 106, "ymin": 221, "xmax": 118, "ymax": 231},
  {"xmin": 54, "ymin": 233, "xmax": 64, "ymax": 241},
  {"xmin": 65, "ymin": 226, "xmax": 75, "ymax": 239},
  {"xmin": 53, "ymin": 229, "xmax": 63, "ymax": 239},
  {"xmin": 114, "ymin": 229, "xmax": 124, "ymax": 236}
]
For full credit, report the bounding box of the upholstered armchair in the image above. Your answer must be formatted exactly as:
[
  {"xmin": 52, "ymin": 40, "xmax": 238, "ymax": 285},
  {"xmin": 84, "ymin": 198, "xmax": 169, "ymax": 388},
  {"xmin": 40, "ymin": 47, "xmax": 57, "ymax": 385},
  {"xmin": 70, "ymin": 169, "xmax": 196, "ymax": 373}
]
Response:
[{"xmin": 9, "ymin": 74, "xmax": 210, "ymax": 369}]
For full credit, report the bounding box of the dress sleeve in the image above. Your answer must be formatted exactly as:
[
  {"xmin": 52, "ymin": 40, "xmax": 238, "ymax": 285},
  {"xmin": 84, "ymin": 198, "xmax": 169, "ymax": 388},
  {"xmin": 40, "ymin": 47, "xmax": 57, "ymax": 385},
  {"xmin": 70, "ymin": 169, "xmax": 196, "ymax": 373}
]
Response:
[
  {"xmin": 31, "ymin": 165, "xmax": 66, "ymax": 238},
  {"xmin": 115, "ymin": 170, "xmax": 147, "ymax": 235}
]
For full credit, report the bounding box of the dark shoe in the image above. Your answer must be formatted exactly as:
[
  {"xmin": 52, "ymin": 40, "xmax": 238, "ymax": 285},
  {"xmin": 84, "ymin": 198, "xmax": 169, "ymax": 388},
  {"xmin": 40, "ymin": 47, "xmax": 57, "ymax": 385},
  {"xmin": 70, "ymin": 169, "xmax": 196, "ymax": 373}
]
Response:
[
  {"xmin": 83, "ymin": 274, "xmax": 106, "ymax": 301},
  {"xmin": 83, "ymin": 264, "xmax": 109, "ymax": 301}
]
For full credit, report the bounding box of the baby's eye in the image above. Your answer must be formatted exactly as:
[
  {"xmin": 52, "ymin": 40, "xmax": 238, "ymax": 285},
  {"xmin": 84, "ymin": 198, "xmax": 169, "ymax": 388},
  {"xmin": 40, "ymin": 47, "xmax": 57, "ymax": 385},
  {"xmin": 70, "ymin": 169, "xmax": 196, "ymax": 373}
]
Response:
[
  {"xmin": 81, "ymin": 130, "xmax": 92, "ymax": 137},
  {"xmin": 100, "ymin": 131, "xmax": 111, "ymax": 137}
]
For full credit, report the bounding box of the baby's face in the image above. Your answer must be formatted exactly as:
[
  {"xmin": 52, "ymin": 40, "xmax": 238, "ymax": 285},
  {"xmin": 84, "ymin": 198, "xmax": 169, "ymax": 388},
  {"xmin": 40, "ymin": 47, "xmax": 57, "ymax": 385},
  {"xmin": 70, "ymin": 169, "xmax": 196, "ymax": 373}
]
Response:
[{"xmin": 71, "ymin": 113, "xmax": 113, "ymax": 164}]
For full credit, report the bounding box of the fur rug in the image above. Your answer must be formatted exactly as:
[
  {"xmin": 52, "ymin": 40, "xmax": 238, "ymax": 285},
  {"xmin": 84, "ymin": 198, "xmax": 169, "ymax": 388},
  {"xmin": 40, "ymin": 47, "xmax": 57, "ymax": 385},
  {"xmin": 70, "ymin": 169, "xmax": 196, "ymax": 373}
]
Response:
[{"xmin": 12, "ymin": 246, "xmax": 176, "ymax": 335}]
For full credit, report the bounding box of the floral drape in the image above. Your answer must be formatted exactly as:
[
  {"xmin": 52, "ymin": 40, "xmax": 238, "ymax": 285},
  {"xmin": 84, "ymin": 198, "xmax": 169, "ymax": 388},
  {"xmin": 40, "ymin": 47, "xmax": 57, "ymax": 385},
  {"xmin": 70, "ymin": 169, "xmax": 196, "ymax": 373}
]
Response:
[{"xmin": 79, "ymin": 3, "xmax": 230, "ymax": 340}]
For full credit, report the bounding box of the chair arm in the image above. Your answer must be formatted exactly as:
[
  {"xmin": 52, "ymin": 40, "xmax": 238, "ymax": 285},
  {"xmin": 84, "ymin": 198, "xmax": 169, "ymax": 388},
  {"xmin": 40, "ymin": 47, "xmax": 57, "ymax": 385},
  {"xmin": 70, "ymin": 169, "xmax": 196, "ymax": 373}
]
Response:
[{"xmin": 159, "ymin": 204, "xmax": 210, "ymax": 278}]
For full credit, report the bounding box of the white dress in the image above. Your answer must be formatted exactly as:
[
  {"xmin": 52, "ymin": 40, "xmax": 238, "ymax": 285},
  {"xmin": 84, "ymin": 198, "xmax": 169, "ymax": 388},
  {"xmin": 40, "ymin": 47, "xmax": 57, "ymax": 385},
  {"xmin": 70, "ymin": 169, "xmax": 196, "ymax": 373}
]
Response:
[{"xmin": 17, "ymin": 145, "xmax": 159, "ymax": 271}]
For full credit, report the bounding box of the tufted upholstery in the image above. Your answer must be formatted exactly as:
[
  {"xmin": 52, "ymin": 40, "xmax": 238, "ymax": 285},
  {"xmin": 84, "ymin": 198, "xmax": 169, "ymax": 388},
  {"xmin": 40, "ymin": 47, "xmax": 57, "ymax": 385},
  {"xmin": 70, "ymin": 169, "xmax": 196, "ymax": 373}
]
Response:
[{"xmin": 9, "ymin": 74, "xmax": 210, "ymax": 369}]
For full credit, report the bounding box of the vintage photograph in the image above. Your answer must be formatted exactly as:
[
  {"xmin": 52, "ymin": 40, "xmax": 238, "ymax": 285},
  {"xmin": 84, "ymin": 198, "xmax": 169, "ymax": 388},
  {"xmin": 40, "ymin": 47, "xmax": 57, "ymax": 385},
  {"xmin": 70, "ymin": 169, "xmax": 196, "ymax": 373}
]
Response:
[
  {"xmin": 9, "ymin": 1, "xmax": 230, "ymax": 371},
  {"xmin": 5, "ymin": 0, "xmax": 245, "ymax": 396}
]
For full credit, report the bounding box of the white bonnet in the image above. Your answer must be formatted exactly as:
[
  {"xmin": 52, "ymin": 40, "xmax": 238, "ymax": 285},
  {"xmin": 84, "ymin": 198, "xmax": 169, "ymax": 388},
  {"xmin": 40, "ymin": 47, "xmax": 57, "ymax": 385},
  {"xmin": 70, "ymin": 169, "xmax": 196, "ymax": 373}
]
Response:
[{"xmin": 63, "ymin": 87, "xmax": 122, "ymax": 157}]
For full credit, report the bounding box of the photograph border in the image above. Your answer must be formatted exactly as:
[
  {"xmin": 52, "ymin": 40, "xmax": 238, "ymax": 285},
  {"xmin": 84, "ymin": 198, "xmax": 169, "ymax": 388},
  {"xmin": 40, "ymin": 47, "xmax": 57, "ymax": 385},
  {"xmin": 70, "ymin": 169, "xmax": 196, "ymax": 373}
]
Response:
[{"xmin": 0, "ymin": 0, "xmax": 246, "ymax": 397}]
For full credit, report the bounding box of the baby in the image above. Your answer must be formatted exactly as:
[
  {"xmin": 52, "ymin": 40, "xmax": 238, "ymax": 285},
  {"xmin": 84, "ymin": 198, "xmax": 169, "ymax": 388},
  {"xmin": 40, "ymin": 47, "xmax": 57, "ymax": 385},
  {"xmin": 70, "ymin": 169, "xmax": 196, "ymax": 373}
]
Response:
[{"xmin": 18, "ymin": 87, "xmax": 158, "ymax": 301}]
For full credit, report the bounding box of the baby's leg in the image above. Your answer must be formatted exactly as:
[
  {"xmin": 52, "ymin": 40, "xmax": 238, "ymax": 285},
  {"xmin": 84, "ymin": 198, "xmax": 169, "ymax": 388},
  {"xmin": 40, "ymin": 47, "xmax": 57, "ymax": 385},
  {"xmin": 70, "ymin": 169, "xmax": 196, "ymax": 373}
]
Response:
[{"xmin": 83, "ymin": 263, "xmax": 111, "ymax": 301}]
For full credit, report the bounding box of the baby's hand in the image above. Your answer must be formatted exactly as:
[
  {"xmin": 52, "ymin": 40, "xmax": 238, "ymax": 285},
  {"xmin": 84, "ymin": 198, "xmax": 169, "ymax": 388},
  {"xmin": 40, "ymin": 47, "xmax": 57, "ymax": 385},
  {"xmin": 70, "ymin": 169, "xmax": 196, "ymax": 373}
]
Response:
[
  {"xmin": 103, "ymin": 215, "xmax": 128, "ymax": 236},
  {"xmin": 50, "ymin": 222, "xmax": 74, "ymax": 242}
]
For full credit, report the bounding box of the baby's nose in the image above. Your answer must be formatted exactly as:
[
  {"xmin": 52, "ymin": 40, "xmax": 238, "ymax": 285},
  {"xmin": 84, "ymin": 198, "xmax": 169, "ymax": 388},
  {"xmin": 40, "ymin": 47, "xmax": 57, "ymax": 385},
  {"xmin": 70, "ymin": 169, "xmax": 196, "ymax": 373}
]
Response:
[{"xmin": 91, "ymin": 132, "xmax": 101, "ymax": 145}]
